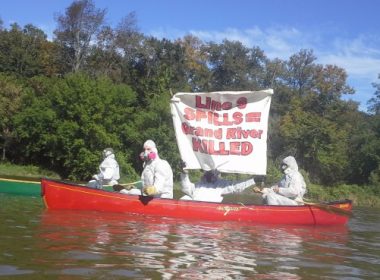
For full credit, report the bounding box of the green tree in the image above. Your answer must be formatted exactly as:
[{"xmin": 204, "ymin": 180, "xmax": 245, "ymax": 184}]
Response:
[
  {"xmin": 176, "ymin": 35, "xmax": 211, "ymax": 91},
  {"xmin": 85, "ymin": 12, "xmax": 140, "ymax": 82},
  {"xmin": 114, "ymin": 12, "xmax": 141, "ymax": 61},
  {"xmin": 272, "ymin": 50, "xmax": 355, "ymax": 185},
  {"xmin": 279, "ymin": 98, "xmax": 349, "ymax": 185},
  {"xmin": 126, "ymin": 91, "xmax": 178, "ymax": 174},
  {"xmin": 13, "ymin": 74, "xmax": 138, "ymax": 180},
  {"xmin": 85, "ymin": 25, "xmax": 123, "ymax": 81},
  {"xmin": 0, "ymin": 23, "xmax": 56, "ymax": 77},
  {"xmin": 54, "ymin": 0, "xmax": 106, "ymax": 72},
  {"xmin": 206, "ymin": 40, "xmax": 267, "ymax": 91},
  {"xmin": 120, "ymin": 36, "xmax": 188, "ymax": 104},
  {"xmin": 368, "ymin": 74, "xmax": 380, "ymax": 115},
  {"xmin": 0, "ymin": 74, "xmax": 25, "ymax": 160},
  {"xmin": 283, "ymin": 49, "xmax": 316, "ymax": 94},
  {"xmin": 362, "ymin": 76, "xmax": 380, "ymax": 185},
  {"xmin": 345, "ymin": 111, "xmax": 380, "ymax": 184}
]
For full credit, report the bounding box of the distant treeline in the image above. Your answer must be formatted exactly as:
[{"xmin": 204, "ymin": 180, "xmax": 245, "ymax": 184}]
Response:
[{"xmin": 0, "ymin": 0, "xmax": 379, "ymax": 188}]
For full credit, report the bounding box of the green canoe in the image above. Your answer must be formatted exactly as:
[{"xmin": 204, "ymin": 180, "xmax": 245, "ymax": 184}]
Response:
[
  {"xmin": 0, "ymin": 176, "xmax": 41, "ymax": 196},
  {"xmin": 0, "ymin": 176, "xmax": 142, "ymax": 196}
]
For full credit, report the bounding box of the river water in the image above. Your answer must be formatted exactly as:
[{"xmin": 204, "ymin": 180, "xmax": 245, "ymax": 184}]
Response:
[{"xmin": 0, "ymin": 194, "xmax": 379, "ymax": 279}]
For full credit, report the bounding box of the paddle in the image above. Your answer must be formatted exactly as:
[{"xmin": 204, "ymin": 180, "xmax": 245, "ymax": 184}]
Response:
[
  {"xmin": 120, "ymin": 180, "xmax": 141, "ymax": 187},
  {"xmin": 112, "ymin": 180, "xmax": 141, "ymax": 192},
  {"xmin": 253, "ymin": 187, "xmax": 352, "ymax": 217},
  {"xmin": 300, "ymin": 199, "xmax": 353, "ymax": 217}
]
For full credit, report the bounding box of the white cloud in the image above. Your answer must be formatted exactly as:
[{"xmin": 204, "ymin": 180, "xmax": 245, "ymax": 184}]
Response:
[
  {"xmin": 316, "ymin": 35, "xmax": 380, "ymax": 110},
  {"xmin": 190, "ymin": 26, "xmax": 309, "ymax": 60},
  {"xmin": 148, "ymin": 25, "xmax": 379, "ymax": 111},
  {"xmin": 320, "ymin": 53, "xmax": 379, "ymax": 78},
  {"xmin": 319, "ymin": 36, "xmax": 380, "ymax": 79}
]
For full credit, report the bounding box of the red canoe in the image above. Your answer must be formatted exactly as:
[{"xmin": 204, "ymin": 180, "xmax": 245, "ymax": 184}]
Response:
[{"xmin": 41, "ymin": 178, "xmax": 352, "ymax": 226}]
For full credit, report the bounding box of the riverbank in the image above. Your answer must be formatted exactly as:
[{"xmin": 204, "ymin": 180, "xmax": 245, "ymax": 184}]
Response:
[
  {"xmin": 0, "ymin": 162, "xmax": 60, "ymax": 179},
  {"xmin": 307, "ymin": 183, "xmax": 380, "ymax": 207},
  {"xmin": 1, "ymin": 163, "xmax": 379, "ymax": 207}
]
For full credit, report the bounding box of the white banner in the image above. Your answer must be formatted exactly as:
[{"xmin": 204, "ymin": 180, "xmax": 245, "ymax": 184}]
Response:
[{"xmin": 170, "ymin": 89, "xmax": 273, "ymax": 175}]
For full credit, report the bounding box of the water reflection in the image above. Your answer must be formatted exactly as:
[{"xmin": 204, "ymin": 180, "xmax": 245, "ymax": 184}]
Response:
[{"xmin": 37, "ymin": 209, "xmax": 350, "ymax": 279}]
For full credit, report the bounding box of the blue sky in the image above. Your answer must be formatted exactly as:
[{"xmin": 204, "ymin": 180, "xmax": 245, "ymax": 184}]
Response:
[{"xmin": 2, "ymin": 0, "xmax": 380, "ymax": 111}]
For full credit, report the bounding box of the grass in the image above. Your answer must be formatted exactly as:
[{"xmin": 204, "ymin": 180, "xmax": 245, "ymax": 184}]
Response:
[
  {"xmin": 307, "ymin": 183, "xmax": 380, "ymax": 207},
  {"xmin": 0, "ymin": 162, "xmax": 60, "ymax": 179}
]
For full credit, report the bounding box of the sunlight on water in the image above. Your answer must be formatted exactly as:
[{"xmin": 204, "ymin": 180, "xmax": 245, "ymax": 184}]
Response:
[{"xmin": 0, "ymin": 194, "xmax": 380, "ymax": 279}]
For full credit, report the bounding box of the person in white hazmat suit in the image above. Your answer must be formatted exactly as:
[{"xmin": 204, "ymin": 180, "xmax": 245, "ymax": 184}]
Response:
[
  {"xmin": 119, "ymin": 140, "xmax": 173, "ymax": 198},
  {"xmin": 258, "ymin": 156, "xmax": 307, "ymax": 205},
  {"xmin": 180, "ymin": 164, "xmax": 256, "ymax": 203},
  {"xmin": 87, "ymin": 148, "xmax": 120, "ymax": 189}
]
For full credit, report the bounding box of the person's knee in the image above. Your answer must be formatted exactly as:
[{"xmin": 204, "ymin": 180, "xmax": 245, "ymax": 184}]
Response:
[{"xmin": 266, "ymin": 197, "xmax": 276, "ymax": 205}]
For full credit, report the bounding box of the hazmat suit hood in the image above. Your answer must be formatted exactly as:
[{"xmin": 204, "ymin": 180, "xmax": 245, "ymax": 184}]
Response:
[
  {"xmin": 143, "ymin": 139, "xmax": 158, "ymax": 154},
  {"xmin": 142, "ymin": 139, "xmax": 160, "ymax": 162},
  {"xmin": 282, "ymin": 156, "xmax": 299, "ymax": 173},
  {"xmin": 103, "ymin": 148, "xmax": 114, "ymax": 158}
]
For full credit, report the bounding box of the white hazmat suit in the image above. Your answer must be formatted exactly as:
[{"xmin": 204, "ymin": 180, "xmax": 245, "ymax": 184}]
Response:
[
  {"xmin": 180, "ymin": 170, "xmax": 255, "ymax": 203},
  {"xmin": 141, "ymin": 157, "xmax": 174, "ymax": 198},
  {"xmin": 262, "ymin": 156, "xmax": 307, "ymax": 205},
  {"xmin": 87, "ymin": 148, "xmax": 120, "ymax": 189},
  {"xmin": 121, "ymin": 140, "xmax": 173, "ymax": 198}
]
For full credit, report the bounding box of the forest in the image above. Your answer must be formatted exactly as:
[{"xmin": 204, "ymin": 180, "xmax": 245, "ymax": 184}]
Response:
[{"xmin": 0, "ymin": 0, "xmax": 379, "ymax": 194}]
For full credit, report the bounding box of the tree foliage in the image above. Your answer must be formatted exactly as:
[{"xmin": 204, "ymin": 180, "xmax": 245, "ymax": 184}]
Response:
[
  {"xmin": 206, "ymin": 40, "xmax": 267, "ymax": 91},
  {"xmin": 0, "ymin": 74, "xmax": 25, "ymax": 160},
  {"xmin": 0, "ymin": 23, "xmax": 58, "ymax": 77},
  {"xmin": 279, "ymin": 98, "xmax": 349, "ymax": 185},
  {"xmin": 54, "ymin": 0, "xmax": 106, "ymax": 72},
  {"xmin": 368, "ymin": 74, "xmax": 380, "ymax": 115},
  {"xmin": 13, "ymin": 74, "xmax": 139, "ymax": 180}
]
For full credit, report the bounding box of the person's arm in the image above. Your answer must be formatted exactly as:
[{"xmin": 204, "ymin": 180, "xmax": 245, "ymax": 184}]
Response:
[
  {"xmin": 180, "ymin": 172, "xmax": 195, "ymax": 198},
  {"xmin": 101, "ymin": 167, "xmax": 114, "ymax": 181},
  {"xmin": 220, "ymin": 177, "xmax": 255, "ymax": 195},
  {"xmin": 277, "ymin": 175, "xmax": 300, "ymax": 198},
  {"xmin": 99, "ymin": 158, "xmax": 117, "ymax": 181}
]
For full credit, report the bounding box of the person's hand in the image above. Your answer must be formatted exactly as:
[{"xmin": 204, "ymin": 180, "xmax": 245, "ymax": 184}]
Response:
[
  {"xmin": 253, "ymin": 186, "xmax": 262, "ymax": 193},
  {"xmin": 143, "ymin": 185, "xmax": 157, "ymax": 196},
  {"xmin": 273, "ymin": 186, "xmax": 279, "ymax": 193},
  {"xmin": 92, "ymin": 174, "xmax": 99, "ymax": 180}
]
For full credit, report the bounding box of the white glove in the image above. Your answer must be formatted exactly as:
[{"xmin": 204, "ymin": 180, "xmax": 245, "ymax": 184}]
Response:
[{"xmin": 93, "ymin": 174, "xmax": 99, "ymax": 180}]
